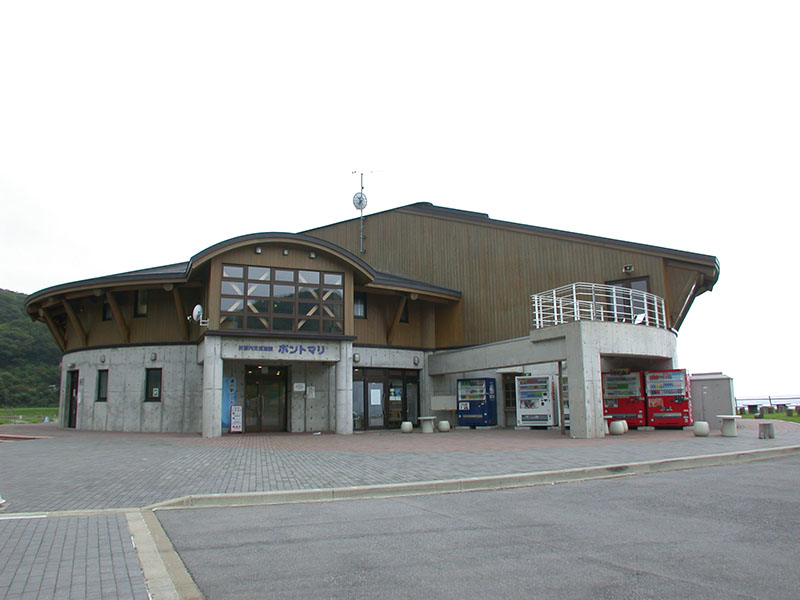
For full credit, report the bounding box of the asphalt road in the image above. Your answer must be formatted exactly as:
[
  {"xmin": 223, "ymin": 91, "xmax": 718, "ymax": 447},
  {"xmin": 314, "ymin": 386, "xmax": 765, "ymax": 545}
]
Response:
[{"xmin": 158, "ymin": 456, "xmax": 800, "ymax": 599}]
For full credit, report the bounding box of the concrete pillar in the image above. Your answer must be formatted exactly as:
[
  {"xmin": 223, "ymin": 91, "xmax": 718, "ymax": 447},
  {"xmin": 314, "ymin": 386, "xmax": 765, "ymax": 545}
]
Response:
[
  {"xmin": 565, "ymin": 330, "xmax": 604, "ymax": 439},
  {"xmin": 201, "ymin": 336, "xmax": 223, "ymax": 438},
  {"xmin": 335, "ymin": 341, "xmax": 353, "ymax": 434}
]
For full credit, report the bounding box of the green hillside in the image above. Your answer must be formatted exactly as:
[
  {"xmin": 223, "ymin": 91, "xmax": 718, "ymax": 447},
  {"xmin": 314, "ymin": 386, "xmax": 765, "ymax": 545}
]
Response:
[{"xmin": 0, "ymin": 289, "xmax": 61, "ymax": 407}]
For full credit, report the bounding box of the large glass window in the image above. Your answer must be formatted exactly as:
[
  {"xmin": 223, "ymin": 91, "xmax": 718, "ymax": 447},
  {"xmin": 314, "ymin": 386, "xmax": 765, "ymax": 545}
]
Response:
[{"xmin": 220, "ymin": 264, "xmax": 344, "ymax": 334}]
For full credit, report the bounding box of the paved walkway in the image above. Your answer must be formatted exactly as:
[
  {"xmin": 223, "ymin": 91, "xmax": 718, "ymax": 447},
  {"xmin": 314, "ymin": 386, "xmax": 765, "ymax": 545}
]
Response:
[
  {"xmin": 1, "ymin": 419, "xmax": 799, "ymax": 599},
  {"xmin": 1, "ymin": 419, "xmax": 799, "ymax": 513}
]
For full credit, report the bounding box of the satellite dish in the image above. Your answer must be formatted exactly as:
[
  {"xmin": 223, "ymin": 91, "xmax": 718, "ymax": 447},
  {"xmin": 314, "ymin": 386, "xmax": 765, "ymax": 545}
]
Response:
[
  {"xmin": 353, "ymin": 192, "xmax": 367, "ymax": 210},
  {"xmin": 188, "ymin": 304, "xmax": 209, "ymax": 326},
  {"xmin": 191, "ymin": 304, "xmax": 204, "ymax": 322}
]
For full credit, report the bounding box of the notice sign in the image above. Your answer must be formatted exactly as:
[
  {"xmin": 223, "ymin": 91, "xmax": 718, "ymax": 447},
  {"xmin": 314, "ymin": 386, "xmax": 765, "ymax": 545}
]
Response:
[{"xmin": 230, "ymin": 405, "xmax": 243, "ymax": 433}]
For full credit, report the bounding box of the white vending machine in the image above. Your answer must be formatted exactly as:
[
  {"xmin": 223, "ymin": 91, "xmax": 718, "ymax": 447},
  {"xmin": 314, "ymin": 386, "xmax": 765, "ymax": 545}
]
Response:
[{"xmin": 515, "ymin": 376, "xmax": 555, "ymax": 427}]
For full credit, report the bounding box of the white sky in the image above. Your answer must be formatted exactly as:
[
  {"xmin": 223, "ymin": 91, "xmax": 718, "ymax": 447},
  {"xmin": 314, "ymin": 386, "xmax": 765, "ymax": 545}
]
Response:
[{"xmin": 1, "ymin": 2, "xmax": 797, "ymax": 399}]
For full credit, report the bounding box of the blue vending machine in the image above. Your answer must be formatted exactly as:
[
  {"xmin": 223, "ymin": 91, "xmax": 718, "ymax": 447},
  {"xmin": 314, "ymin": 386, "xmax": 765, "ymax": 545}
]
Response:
[{"xmin": 457, "ymin": 378, "xmax": 497, "ymax": 427}]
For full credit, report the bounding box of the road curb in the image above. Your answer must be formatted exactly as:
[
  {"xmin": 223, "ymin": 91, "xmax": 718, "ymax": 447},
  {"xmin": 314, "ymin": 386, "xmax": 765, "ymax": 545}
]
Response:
[{"xmin": 147, "ymin": 444, "xmax": 800, "ymax": 511}]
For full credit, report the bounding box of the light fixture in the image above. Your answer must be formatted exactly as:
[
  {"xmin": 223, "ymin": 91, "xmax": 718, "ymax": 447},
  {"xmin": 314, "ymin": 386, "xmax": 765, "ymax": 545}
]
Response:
[
  {"xmin": 309, "ymin": 251, "xmax": 316, "ymax": 259},
  {"xmin": 283, "ymin": 249, "xmax": 289, "ymax": 256},
  {"xmin": 150, "ymin": 352, "xmax": 157, "ymax": 361},
  {"xmin": 622, "ymin": 264, "xmax": 634, "ymax": 274},
  {"xmin": 353, "ymin": 353, "xmax": 360, "ymax": 363},
  {"xmin": 255, "ymin": 247, "xmax": 262, "ymax": 254},
  {"xmin": 413, "ymin": 356, "xmax": 420, "ymax": 366}
]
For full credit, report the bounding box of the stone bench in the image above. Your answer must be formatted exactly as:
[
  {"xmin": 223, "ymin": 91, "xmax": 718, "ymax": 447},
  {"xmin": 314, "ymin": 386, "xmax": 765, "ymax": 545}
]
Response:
[
  {"xmin": 716, "ymin": 414, "xmax": 741, "ymax": 437},
  {"xmin": 758, "ymin": 421, "xmax": 775, "ymax": 439},
  {"xmin": 418, "ymin": 416, "xmax": 436, "ymax": 434}
]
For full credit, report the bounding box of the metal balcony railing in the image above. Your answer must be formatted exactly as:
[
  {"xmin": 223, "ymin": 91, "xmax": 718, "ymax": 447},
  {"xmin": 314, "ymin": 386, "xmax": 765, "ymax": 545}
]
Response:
[{"xmin": 531, "ymin": 282, "xmax": 667, "ymax": 330}]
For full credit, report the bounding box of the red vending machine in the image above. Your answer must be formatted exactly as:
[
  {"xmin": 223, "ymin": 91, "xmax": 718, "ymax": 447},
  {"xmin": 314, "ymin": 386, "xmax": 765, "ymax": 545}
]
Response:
[
  {"xmin": 644, "ymin": 369, "xmax": 693, "ymax": 427},
  {"xmin": 602, "ymin": 372, "xmax": 645, "ymax": 427}
]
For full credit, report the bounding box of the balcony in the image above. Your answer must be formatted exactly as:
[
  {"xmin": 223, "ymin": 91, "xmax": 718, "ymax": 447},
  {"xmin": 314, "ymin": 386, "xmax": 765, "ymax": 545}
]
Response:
[{"xmin": 531, "ymin": 282, "xmax": 667, "ymax": 330}]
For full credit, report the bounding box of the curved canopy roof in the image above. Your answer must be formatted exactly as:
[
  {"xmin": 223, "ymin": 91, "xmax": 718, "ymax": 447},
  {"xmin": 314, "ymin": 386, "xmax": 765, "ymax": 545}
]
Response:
[{"xmin": 25, "ymin": 232, "xmax": 461, "ymax": 316}]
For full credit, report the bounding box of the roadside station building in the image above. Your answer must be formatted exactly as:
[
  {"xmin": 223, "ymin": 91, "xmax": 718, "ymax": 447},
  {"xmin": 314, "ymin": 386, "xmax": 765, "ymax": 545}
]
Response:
[{"xmin": 25, "ymin": 203, "xmax": 719, "ymax": 439}]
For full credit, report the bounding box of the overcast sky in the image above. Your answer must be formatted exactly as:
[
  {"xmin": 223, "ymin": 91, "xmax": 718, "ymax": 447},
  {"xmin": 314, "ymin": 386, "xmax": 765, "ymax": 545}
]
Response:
[{"xmin": 1, "ymin": 2, "xmax": 797, "ymax": 399}]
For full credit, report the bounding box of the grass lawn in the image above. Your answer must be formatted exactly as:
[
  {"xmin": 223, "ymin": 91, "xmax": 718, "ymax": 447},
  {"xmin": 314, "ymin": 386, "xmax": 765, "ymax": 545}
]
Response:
[
  {"xmin": 0, "ymin": 407, "xmax": 59, "ymax": 425},
  {"xmin": 741, "ymin": 411, "xmax": 800, "ymax": 424}
]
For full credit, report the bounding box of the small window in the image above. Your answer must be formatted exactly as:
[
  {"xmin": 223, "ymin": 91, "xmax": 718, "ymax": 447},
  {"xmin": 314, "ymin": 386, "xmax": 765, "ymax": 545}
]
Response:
[
  {"xmin": 102, "ymin": 300, "xmax": 112, "ymax": 321},
  {"xmin": 96, "ymin": 369, "xmax": 108, "ymax": 402},
  {"xmin": 145, "ymin": 368, "xmax": 162, "ymax": 402},
  {"xmin": 354, "ymin": 292, "xmax": 367, "ymax": 319},
  {"xmin": 134, "ymin": 290, "xmax": 148, "ymax": 317}
]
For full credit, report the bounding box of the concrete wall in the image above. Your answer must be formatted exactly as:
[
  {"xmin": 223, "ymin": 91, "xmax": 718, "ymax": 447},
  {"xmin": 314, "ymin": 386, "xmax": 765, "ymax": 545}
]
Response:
[
  {"xmin": 428, "ymin": 322, "xmax": 678, "ymax": 439},
  {"xmin": 60, "ymin": 344, "xmax": 202, "ymax": 433}
]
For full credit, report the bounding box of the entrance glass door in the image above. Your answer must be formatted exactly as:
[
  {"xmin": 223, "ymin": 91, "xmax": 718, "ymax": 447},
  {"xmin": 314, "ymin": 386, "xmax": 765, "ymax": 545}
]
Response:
[
  {"xmin": 367, "ymin": 382, "xmax": 384, "ymax": 428},
  {"xmin": 353, "ymin": 369, "xmax": 421, "ymax": 430},
  {"xmin": 244, "ymin": 366, "xmax": 287, "ymax": 432},
  {"xmin": 387, "ymin": 379, "xmax": 404, "ymax": 428}
]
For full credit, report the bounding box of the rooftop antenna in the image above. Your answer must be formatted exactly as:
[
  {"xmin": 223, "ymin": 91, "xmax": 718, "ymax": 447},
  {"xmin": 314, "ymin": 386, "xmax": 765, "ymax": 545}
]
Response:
[{"xmin": 352, "ymin": 171, "xmax": 367, "ymax": 253}]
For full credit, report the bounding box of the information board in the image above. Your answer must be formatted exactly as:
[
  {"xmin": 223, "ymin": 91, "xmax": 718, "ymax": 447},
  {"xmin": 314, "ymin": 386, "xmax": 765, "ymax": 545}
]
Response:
[{"xmin": 230, "ymin": 405, "xmax": 243, "ymax": 433}]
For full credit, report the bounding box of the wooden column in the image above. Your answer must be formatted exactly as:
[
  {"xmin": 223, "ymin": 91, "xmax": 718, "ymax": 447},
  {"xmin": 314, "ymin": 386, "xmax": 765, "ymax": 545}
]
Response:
[
  {"xmin": 61, "ymin": 299, "xmax": 87, "ymax": 347},
  {"xmin": 40, "ymin": 308, "xmax": 66, "ymax": 352},
  {"xmin": 386, "ymin": 295, "xmax": 408, "ymax": 346},
  {"xmin": 171, "ymin": 286, "xmax": 189, "ymax": 341},
  {"xmin": 105, "ymin": 292, "xmax": 129, "ymax": 343}
]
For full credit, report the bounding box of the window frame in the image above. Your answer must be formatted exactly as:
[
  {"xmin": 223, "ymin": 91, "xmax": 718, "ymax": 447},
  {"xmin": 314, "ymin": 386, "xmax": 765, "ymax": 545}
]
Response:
[
  {"xmin": 96, "ymin": 369, "xmax": 108, "ymax": 402},
  {"xmin": 354, "ymin": 291, "xmax": 367, "ymax": 319},
  {"xmin": 219, "ymin": 264, "xmax": 345, "ymax": 334},
  {"xmin": 144, "ymin": 368, "xmax": 162, "ymax": 402},
  {"xmin": 134, "ymin": 290, "xmax": 148, "ymax": 318}
]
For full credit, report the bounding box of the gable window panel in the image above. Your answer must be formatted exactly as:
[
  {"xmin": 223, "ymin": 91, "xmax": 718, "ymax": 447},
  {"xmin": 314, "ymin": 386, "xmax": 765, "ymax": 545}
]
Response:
[{"xmin": 220, "ymin": 264, "xmax": 344, "ymax": 334}]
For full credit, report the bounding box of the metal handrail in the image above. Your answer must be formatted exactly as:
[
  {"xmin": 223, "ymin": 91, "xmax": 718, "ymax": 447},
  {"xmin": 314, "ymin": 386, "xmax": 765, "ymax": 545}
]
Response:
[{"xmin": 531, "ymin": 282, "xmax": 667, "ymax": 330}]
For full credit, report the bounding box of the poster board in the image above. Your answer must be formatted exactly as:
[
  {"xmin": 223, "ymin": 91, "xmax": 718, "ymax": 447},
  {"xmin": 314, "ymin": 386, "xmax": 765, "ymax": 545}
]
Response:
[{"xmin": 230, "ymin": 405, "xmax": 243, "ymax": 433}]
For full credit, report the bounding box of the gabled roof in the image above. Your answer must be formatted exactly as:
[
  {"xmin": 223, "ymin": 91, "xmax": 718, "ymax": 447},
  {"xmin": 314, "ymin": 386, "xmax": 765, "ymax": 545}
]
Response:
[{"xmin": 306, "ymin": 202, "xmax": 720, "ymax": 290}]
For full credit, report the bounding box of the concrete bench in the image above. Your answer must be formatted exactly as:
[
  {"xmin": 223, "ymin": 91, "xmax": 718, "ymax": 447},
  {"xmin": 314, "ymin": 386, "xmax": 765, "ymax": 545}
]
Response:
[
  {"xmin": 758, "ymin": 421, "xmax": 775, "ymax": 439},
  {"xmin": 716, "ymin": 414, "xmax": 741, "ymax": 437}
]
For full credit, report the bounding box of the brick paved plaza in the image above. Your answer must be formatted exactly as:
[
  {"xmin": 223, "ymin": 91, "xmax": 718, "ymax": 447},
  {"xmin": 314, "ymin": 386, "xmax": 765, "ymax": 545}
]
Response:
[{"xmin": 1, "ymin": 419, "xmax": 799, "ymax": 599}]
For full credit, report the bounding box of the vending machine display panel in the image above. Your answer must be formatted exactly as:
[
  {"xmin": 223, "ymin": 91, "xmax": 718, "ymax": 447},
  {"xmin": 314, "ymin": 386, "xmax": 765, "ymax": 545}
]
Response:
[
  {"xmin": 457, "ymin": 378, "xmax": 497, "ymax": 427},
  {"xmin": 645, "ymin": 369, "xmax": 693, "ymax": 427},
  {"xmin": 602, "ymin": 372, "xmax": 645, "ymax": 427},
  {"xmin": 515, "ymin": 376, "xmax": 555, "ymax": 427}
]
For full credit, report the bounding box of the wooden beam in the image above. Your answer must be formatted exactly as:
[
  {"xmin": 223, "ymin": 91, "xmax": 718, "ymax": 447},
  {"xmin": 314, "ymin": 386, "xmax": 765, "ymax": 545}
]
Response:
[
  {"xmin": 106, "ymin": 292, "xmax": 129, "ymax": 343},
  {"xmin": 39, "ymin": 309, "xmax": 66, "ymax": 352},
  {"xmin": 61, "ymin": 299, "xmax": 87, "ymax": 346},
  {"xmin": 386, "ymin": 296, "xmax": 408, "ymax": 346},
  {"xmin": 172, "ymin": 287, "xmax": 189, "ymax": 341}
]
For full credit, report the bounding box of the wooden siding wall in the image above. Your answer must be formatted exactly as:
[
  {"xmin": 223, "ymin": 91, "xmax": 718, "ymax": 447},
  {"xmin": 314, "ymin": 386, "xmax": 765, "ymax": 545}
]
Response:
[
  {"xmin": 61, "ymin": 286, "xmax": 203, "ymax": 351},
  {"xmin": 353, "ymin": 292, "xmax": 437, "ymax": 348},
  {"xmin": 307, "ymin": 209, "xmax": 698, "ymax": 347}
]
